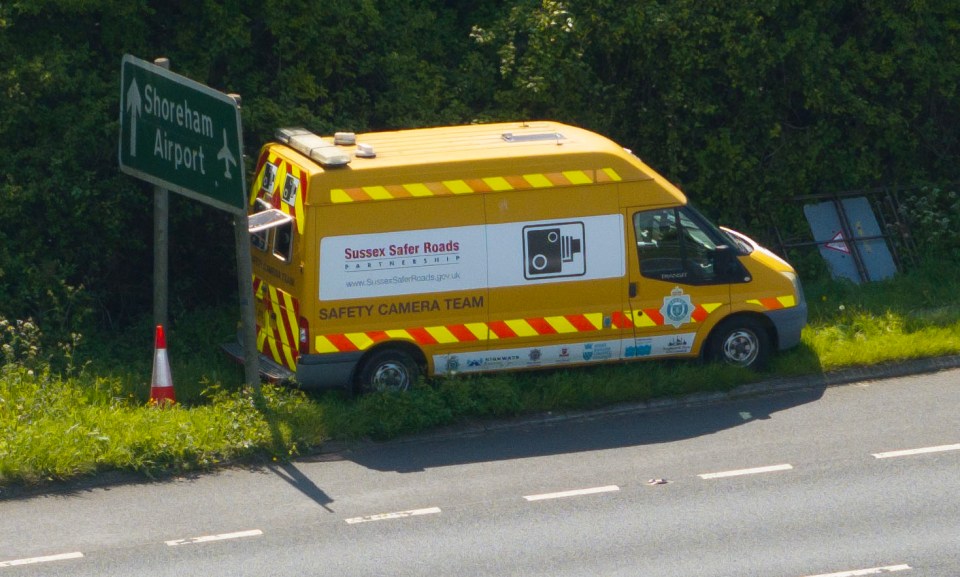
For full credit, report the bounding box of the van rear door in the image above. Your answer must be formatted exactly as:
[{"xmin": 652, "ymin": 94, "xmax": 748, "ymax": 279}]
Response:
[{"xmin": 249, "ymin": 150, "xmax": 308, "ymax": 373}]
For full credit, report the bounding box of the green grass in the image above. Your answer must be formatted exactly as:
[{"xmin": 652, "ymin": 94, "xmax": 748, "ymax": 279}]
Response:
[{"xmin": 2, "ymin": 261, "xmax": 959, "ymax": 488}]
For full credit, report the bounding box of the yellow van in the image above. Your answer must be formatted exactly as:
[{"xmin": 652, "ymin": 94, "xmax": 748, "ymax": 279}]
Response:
[{"xmin": 234, "ymin": 121, "xmax": 806, "ymax": 392}]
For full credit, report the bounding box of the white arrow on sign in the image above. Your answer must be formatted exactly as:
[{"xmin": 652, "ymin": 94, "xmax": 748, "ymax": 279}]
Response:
[
  {"xmin": 217, "ymin": 128, "xmax": 237, "ymax": 179},
  {"xmin": 126, "ymin": 78, "xmax": 142, "ymax": 157}
]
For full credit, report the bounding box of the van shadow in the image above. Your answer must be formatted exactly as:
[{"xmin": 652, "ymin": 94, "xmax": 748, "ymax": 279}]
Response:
[{"xmin": 342, "ymin": 380, "xmax": 827, "ymax": 474}]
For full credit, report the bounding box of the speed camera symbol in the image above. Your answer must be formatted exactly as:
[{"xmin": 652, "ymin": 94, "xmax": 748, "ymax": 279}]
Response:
[{"xmin": 523, "ymin": 222, "xmax": 585, "ymax": 279}]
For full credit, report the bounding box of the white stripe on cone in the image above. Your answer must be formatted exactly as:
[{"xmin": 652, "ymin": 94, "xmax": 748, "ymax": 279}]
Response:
[{"xmin": 150, "ymin": 325, "xmax": 176, "ymax": 405}]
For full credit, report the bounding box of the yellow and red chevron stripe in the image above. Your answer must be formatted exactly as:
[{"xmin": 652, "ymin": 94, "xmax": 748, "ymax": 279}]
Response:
[
  {"xmin": 314, "ymin": 303, "xmax": 722, "ymax": 354},
  {"xmin": 612, "ymin": 302, "xmax": 724, "ymax": 329},
  {"xmin": 312, "ymin": 294, "xmax": 796, "ymax": 354},
  {"xmin": 254, "ymin": 276, "xmax": 301, "ymax": 371},
  {"xmin": 251, "ymin": 152, "xmax": 309, "ymax": 234},
  {"xmin": 329, "ymin": 168, "xmax": 622, "ymax": 203},
  {"xmin": 746, "ymin": 295, "xmax": 797, "ymax": 310}
]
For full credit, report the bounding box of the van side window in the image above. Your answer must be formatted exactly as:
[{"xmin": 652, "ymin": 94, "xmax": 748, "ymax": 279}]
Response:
[
  {"xmin": 633, "ymin": 207, "xmax": 721, "ymax": 285},
  {"xmin": 273, "ymin": 222, "xmax": 293, "ymax": 262}
]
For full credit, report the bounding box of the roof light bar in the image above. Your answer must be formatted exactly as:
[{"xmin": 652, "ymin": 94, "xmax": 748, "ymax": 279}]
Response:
[
  {"xmin": 334, "ymin": 132, "xmax": 356, "ymax": 146},
  {"xmin": 276, "ymin": 127, "xmax": 351, "ymax": 168}
]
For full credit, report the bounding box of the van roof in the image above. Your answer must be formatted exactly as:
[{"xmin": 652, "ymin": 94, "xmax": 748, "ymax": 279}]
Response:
[
  {"xmin": 346, "ymin": 120, "xmax": 626, "ymax": 167},
  {"xmin": 261, "ymin": 120, "xmax": 682, "ymax": 205},
  {"xmin": 277, "ymin": 121, "xmax": 650, "ymax": 175}
]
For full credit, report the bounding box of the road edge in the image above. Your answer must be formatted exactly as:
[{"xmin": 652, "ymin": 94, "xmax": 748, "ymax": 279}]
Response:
[
  {"xmin": 335, "ymin": 354, "xmax": 960, "ymax": 450},
  {"xmin": 3, "ymin": 354, "xmax": 958, "ymax": 499}
]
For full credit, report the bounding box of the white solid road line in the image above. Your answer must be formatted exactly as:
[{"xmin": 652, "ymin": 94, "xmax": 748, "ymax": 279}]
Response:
[
  {"xmin": 523, "ymin": 485, "xmax": 620, "ymax": 502},
  {"xmin": 0, "ymin": 551, "xmax": 84, "ymax": 568},
  {"xmin": 698, "ymin": 463, "xmax": 794, "ymax": 479},
  {"xmin": 345, "ymin": 507, "xmax": 442, "ymax": 525},
  {"xmin": 802, "ymin": 563, "xmax": 911, "ymax": 577},
  {"xmin": 165, "ymin": 529, "xmax": 263, "ymax": 546},
  {"xmin": 872, "ymin": 443, "xmax": 960, "ymax": 459}
]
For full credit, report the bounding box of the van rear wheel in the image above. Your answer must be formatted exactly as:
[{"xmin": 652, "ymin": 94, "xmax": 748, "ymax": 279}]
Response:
[
  {"xmin": 708, "ymin": 317, "xmax": 770, "ymax": 369},
  {"xmin": 356, "ymin": 349, "xmax": 420, "ymax": 394}
]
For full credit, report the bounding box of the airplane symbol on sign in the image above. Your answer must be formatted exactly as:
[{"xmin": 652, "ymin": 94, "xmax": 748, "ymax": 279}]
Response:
[{"xmin": 217, "ymin": 128, "xmax": 237, "ymax": 179}]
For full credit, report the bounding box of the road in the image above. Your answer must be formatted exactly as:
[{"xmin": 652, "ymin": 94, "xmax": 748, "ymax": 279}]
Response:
[{"xmin": 1, "ymin": 368, "xmax": 958, "ymax": 576}]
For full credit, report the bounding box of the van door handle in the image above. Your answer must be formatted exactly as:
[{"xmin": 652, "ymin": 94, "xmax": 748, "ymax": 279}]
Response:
[{"xmin": 629, "ymin": 282, "xmax": 637, "ymax": 298}]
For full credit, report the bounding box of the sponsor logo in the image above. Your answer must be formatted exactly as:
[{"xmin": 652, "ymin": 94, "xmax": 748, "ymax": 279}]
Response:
[
  {"xmin": 582, "ymin": 342, "xmax": 614, "ymax": 362},
  {"xmin": 624, "ymin": 343, "xmax": 652, "ymax": 358},
  {"xmin": 529, "ymin": 349, "xmax": 542, "ymax": 362},
  {"xmin": 663, "ymin": 335, "xmax": 691, "ymax": 354},
  {"xmin": 445, "ymin": 356, "xmax": 460, "ymax": 373},
  {"xmin": 485, "ymin": 355, "xmax": 520, "ymax": 363}
]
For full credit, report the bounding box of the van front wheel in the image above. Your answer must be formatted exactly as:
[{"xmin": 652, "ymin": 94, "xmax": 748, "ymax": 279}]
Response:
[
  {"xmin": 356, "ymin": 349, "xmax": 420, "ymax": 394},
  {"xmin": 707, "ymin": 317, "xmax": 770, "ymax": 369}
]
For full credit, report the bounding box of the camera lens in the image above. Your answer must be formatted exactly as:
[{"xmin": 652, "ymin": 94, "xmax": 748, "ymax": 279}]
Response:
[{"xmin": 531, "ymin": 254, "xmax": 549, "ymax": 271}]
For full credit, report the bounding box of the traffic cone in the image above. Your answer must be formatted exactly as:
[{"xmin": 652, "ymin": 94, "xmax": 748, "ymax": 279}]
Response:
[{"xmin": 150, "ymin": 325, "xmax": 176, "ymax": 406}]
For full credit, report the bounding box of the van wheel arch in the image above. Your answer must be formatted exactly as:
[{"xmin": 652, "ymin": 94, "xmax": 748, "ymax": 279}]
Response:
[
  {"xmin": 354, "ymin": 343, "xmax": 427, "ymax": 394},
  {"xmin": 704, "ymin": 314, "xmax": 775, "ymax": 369}
]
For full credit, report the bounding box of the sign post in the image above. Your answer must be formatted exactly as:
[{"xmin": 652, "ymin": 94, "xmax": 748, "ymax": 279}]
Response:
[
  {"xmin": 119, "ymin": 54, "xmax": 260, "ymax": 390},
  {"xmin": 152, "ymin": 58, "xmax": 171, "ymax": 334}
]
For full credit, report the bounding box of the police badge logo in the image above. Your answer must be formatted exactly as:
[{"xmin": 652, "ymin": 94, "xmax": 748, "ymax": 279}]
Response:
[{"xmin": 660, "ymin": 286, "xmax": 693, "ymax": 328}]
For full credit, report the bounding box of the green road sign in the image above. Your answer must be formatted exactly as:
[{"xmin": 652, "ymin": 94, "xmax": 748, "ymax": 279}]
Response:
[{"xmin": 119, "ymin": 54, "xmax": 246, "ymax": 214}]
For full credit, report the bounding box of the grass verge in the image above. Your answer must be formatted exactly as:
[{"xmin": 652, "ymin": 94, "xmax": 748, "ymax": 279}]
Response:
[{"xmin": 1, "ymin": 261, "xmax": 959, "ymax": 488}]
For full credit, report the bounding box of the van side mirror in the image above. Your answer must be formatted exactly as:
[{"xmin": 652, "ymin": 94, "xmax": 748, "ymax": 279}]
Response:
[{"xmin": 713, "ymin": 245, "xmax": 751, "ymax": 283}]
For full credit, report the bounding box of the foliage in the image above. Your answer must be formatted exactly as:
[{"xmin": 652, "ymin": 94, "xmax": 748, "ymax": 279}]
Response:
[
  {"xmin": 898, "ymin": 186, "xmax": 960, "ymax": 258},
  {"xmin": 0, "ymin": 320, "xmax": 324, "ymax": 485}
]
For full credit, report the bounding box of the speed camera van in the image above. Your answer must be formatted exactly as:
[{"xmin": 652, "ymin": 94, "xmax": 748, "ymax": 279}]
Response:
[{"xmin": 226, "ymin": 121, "xmax": 806, "ymax": 392}]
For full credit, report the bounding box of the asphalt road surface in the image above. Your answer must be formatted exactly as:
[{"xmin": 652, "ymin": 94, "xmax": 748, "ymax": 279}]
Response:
[{"xmin": 1, "ymin": 367, "xmax": 958, "ymax": 576}]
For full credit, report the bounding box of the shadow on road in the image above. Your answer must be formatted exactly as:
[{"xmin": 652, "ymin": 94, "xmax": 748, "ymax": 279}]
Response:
[
  {"xmin": 343, "ymin": 385, "xmax": 827, "ymax": 473},
  {"xmin": 267, "ymin": 462, "xmax": 334, "ymax": 511}
]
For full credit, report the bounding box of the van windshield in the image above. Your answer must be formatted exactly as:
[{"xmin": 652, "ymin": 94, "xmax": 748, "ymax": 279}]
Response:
[{"xmin": 684, "ymin": 205, "xmax": 753, "ymax": 255}]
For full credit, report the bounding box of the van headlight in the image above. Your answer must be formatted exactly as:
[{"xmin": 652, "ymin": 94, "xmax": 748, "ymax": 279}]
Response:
[{"xmin": 782, "ymin": 271, "xmax": 805, "ymax": 305}]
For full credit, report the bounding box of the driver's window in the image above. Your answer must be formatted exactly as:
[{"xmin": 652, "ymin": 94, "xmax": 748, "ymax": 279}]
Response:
[{"xmin": 633, "ymin": 207, "xmax": 719, "ymax": 284}]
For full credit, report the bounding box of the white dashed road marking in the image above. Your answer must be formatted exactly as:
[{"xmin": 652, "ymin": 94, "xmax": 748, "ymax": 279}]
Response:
[
  {"xmin": 166, "ymin": 529, "xmax": 263, "ymax": 546},
  {"xmin": 698, "ymin": 463, "xmax": 794, "ymax": 479},
  {"xmin": 523, "ymin": 485, "xmax": 620, "ymax": 502},
  {"xmin": 872, "ymin": 443, "xmax": 960, "ymax": 459},
  {"xmin": 345, "ymin": 507, "xmax": 442, "ymax": 525},
  {"xmin": 801, "ymin": 563, "xmax": 911, "ymax": 577},
  {"xmin": 0, "ymin": 552, "xmax": 84, "ymax": 568}
]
